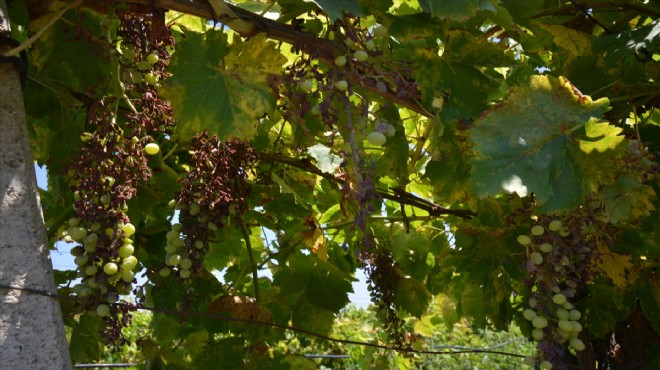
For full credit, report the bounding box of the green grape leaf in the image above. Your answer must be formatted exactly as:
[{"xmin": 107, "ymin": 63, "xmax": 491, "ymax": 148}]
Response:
[
  {"xmin": 291, "ymin": 297, "xmax": 336, "ymax": 335},
  {"xmin": 204, "ymin": 226, "xmax": 245, "ymax": 272},
  {"xmin": 306, "ymin": 0, "xmax": 362, "ymax": 21},
  {"xmin": 424, "ymin": 123, "xmax": 472, "ymax": 202},
  {"xmin": 273, "ymin": 252, "xmax": 355, "ymax": 312},
  {"xmin": 422, "ymin": 0, "xmax": 480, "ymax": 21},
  {"xmin": 470, "ymin": 75, "xmax": 618, "ymax": 211},
  {"xmin": 69, "ymin": 313, "xmax": 104, "ymax": 363},
  {"xmin": 395, "ymin": 277, "xmax": 432, "ymax": 317},
  {"xmin": 639, "ymin": 273, "xmax": 660, "ymax": 335},
  {"xmin": 162, "ymin": 31, "xmax": 285, "ymax": 142},
  {"xmin": 459, "ymin": 282, "xmax": 487, "ymax": 327},
  {"xmin": 583, "ymin": 278, "xmax": 635, "ymax": 338},
  {"xmin": 306, "ymin": 144, "xmax": 342, "ymax": 173},
  {"xmin": 498, "ymin": 0, "xmax": 543, "ymax": 27}
]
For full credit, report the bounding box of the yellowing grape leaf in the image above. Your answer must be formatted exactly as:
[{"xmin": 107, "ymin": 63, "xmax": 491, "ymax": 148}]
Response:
[
  {"xmin": 539, "ymin": 24, "xmax": 592, "ymax": 56},
  {"xmin": 162, "ymin": 31, "xmax": 285, "ymax": 142},
  {"xmin": 596, "ymin": 242, "xmax": 635, "ymax": 287},
  {"xmin": 602, "ymin": 174, "xmax": 656, "ymax": 223},
  {"xmin": 470, "ymin": 75, "xmax": 623, "ymax": 211}
]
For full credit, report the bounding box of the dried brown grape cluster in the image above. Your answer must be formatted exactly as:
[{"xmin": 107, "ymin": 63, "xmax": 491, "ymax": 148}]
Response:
[
  {"xmin": 160, "ymin": 134, "xmax": 256, "ymax": 280},
  {"xmin": 364, "ymin": 244, "xmax": 409, "ymax": 349}
]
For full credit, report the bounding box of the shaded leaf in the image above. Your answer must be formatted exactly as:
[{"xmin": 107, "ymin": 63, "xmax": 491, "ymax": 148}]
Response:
[
  {"xmin": 470, "ymin": 75, "xmax": 617, "ymax": 211},
  {"xmin": 395, "ymin": 277, "xmax": 432, "ymax": 317},
  {"xmin": 307, "ymin": 0, "xmax": 362, "ymax": 21},
  {"xmin": 422, "ymin": 0, "xmax": 480, "ymax": 21},
  {"xmin": 273, "ymin": 253, "xmax": 355, "ymax": 312}
]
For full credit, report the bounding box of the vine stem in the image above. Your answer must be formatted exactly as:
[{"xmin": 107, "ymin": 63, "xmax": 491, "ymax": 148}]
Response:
[{"xmin": 238, "ymin": 215, "xmax": 260, "ymax": 302}]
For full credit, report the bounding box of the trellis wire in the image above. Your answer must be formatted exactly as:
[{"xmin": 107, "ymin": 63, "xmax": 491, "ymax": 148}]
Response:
[{"xmin": 0, "ymin": 283, "xmax": 526, "ymax": 358}]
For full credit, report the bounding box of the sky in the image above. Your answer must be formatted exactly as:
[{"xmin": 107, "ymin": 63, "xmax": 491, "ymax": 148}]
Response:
[{"xmin": 36, "ymin": 165, "xmax": 372, "ymax": 308}]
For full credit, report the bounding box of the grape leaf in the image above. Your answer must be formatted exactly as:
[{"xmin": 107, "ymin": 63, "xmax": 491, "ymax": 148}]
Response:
[
  {"xmin": 498, "ymin": 0, "xmax": 543, "ymax": 27},
  {"xmin": 69, "ymin": 313, "xmax": 104, "ymax": 363},
  {"xmin": 395, "ymin": 277, "xmax": 432, "ymax": 317},
  {"xmin": 539, "ymin": 24, "xmax": 592, "ymax": 56},
  {"xmin": 162, "ymin": 31, "xmax": 285, "ymax": 142},
  {"xmin": 594, "ymin": 21, "xmax": 660, "ymax": 61},
  {"xmin": 30, "ymin": 10, "xmax": 110, "ymax": 94},
  {"xmin": 596, "ymin": 241, "xmax": 635, "ymax": 287},
  {"xmin": 443, "ymin": 29, "xmax": 516, "ymax": 67},
  {"xmin": 470, "ymin": 75, "xmax": 617, "ymax": 211},
  {"xmin": 204, "ymin": 227, "xmax": 245, "ymax": 272},
  {"xmin": 459, "ymin": 282, "xmax": 487, "ymax": 327},
  {"xmin": 414, "ymin": 60, "xmax": 499, "ymax": 121},
  {"xmin": 601, "ymin": 175, "xmax": 656, "ymax": 223},
  {"xmin": 273, "ymin": 252, "xmax": 355, "ymax": 312},
  {"xmin": 583, "ymin": 278, "xmax": 635, "ymax": 338}
]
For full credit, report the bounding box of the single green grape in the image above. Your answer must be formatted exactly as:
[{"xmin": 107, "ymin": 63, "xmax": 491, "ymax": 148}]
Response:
[
  {"xmin": 353, "ymin": 50, "xmax": 368, "ymax": 62},
  {"xmin": 118, "ymin": 244, "xmax": 134, "ymax": 258},
  {"xmin": 548, "ymin": 220, "xmax": 562, "ymax": 231},
  {"xmin": 85, "ymin": 265, "xmax": 98, "ymax": 276},
  {"xmin": 570, "ymin": 338, "xmax": 585, "ymax": 351},
  {"xmin": 121, "ymin": 222, "xmax": 136, "ymax": 236},
  {"xmin": 334, "ymin": 55, "xmax": 347, "ymax": 67},
  {"xmin": 531, "ymin": 225, "xmax": 545, "ymax": 236},
  {"xmin": 103, "ymin": 262, "xmax": 119, "ymax": 275},
  {"xmin": 530, "ymin": 252, "xmax": 544, "ymax": 265},
  {"xmin": 147, "ymin": 52, "xmax": 159, "ymax": 64},
  {"xmin": 96, "ymin": 304, "xmax": 111, "ymax": 317},
  {"xmin": 144, "ymin": 72, "xmax": 159, "ymax": 86},
  {"xmin": 523, "ymin": 309, "xmax": 537, "ymax": 321},
  {"xmin": 121, "ymin": 270, "xmax": 135, "ymax": 283},
  {"xmin": 517, "ymin": 235, "xmax": 532, "ymax": 246},
  {"xmin": 367, "ymin": 131, "xmax": 387, "ymax": 146},
  {"xmin": 532, "ymin": 316, "xmax": 548, "ymax": 329},
  {"xmin": 335, "ymin": 80, "xmax": 348, "ymax": 91},
  {"xmin": 552, "ymin": 293, "xmax": 567, "ymax": 305}
]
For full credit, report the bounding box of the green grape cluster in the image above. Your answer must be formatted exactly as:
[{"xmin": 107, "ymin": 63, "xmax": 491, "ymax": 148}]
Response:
[
  {"xmin": 518, "ymin": 219, "xmax": 590, "ymax": 369},
  {"xmin": 68, "ymin": 219, "xmax": 138, "ymax": 300},
  {"xmin": 157, "ymin": 222, "xmax": 197, "ymax": 279}
]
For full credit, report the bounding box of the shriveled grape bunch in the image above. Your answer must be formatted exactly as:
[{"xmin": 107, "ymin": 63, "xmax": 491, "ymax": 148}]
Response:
[
  {"xmin": 363, "ymin": 242, "xmax": 409, "ymax": 349},
  {"xmin": 518, "ymin": 216, "xmax": 600, "ymax": 369},
  {"xmin": 63, "ymin": 11, "xmax": 174, "ymax": 342},
  {"xmin": 159, "ymin": 134, "xmax": 256, "ymax": 280}
]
